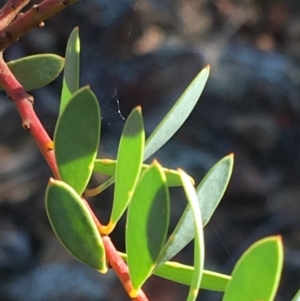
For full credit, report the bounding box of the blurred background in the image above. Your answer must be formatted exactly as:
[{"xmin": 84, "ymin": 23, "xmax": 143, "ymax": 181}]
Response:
[{"xmin": 0, "ymin": 0, "xmax": 300, "ymax": 300}]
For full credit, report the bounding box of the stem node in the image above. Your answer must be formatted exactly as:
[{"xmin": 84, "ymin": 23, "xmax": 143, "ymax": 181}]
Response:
[{"xmin": 22, "ymin": 120, "xmax": 31, "ymax": 130}]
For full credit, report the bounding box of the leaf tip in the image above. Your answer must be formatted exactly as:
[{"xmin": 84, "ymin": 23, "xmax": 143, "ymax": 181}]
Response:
[
  {"xmin": 228, "ymin": 152, "xmax": 234, "ymax": 158},
  {"xmin": 98, "ymin": 264, "xmax": 108, "ymax": 274},
  {"xmin": 204, "ymin": 64, "xmax": 210, "ymax": 71},
  {"xmin": 274, "ymin": 235, "xmax": 283, "ymax": 244}
]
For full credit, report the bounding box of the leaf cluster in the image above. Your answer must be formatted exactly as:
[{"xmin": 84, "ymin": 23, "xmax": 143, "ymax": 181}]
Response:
[{"xmin": 4, "ymin": 25, "xmax": 297, "ymax": 301}]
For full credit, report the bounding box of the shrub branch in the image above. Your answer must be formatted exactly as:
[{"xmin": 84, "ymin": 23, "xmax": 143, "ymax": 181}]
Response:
[
  {"xmin": 0, "ymin": 1, "xmax": 150, "ymax": 299},
  {"xmin": 0, "ymin": 0, "xmax": 31, "ymax": 30},
  {"xmin": 0, "ymin": 53, "xmax": 150, "ymax": 300},
  {"xmin": 0, "ymin": 52, "xmax": 60, "ymax": 177},
  {"xmin": 0, "ymin": 0, "xmax": 78, "ymax": 51}
]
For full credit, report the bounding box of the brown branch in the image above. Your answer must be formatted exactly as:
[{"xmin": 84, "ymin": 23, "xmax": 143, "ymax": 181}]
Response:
[
  {"xmin": 0, "ymin": 0, "xmax": 31, "ymax": 30},
  {"xmin": 0, "ymin": 0, "xmax": 79, "ymax": 51}
]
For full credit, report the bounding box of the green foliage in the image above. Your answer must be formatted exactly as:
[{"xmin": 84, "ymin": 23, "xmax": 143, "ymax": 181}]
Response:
[
  {"xmin": 120, "ymin": 252, "xmax": 231, "ymax": 291},
  {"xmin": 144, "ymin": 66, "xmax": 209, "ymax": 160},
  {"xmin": 54, "ymin": 87, "xmax": 100, "ymax": 195},
  {"xmin": 45, "ymin": 179, "xmax": 107, "ymax": 273},
  {"xmin": 1, "ymin": 54, "xmax": 64, "ymax": 90},
  {"xmin": 93, "ymin": 159, "xmax": 195, "ymax": 187},
  {"xmin": 156, "ymin": 154, "xmax": 233, "ymax": 266},
  {"xmin": 39, "ymin": 28, "xmax": 290, "ymax": 301},
  {"xmin": 179, "ymin": 169, "xmax": 205, "ymax": 301},
  {"xmin": 60, "ymin": 27, "xmax": 80, "ymax": 114},
  {"xmin": 126, "ymin": 162, "xmax": 170, "ymax": 295},
  {"xmin": 153, "ymin": 262, "xmax": 230, "ymax": 291},
  {"xmin": 198, "ymin": 153, "xmax": 234, "ymax": 226},
  {"xmin": 223, "ymin": 236, "xmax": 283, "ymax": 301},
  {"xmin": 104, "ymin": 107, "xmax": 145, "ymax": 234}
]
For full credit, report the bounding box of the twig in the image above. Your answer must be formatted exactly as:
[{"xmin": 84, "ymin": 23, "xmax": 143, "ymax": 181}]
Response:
[
  {"xmin": 0, "ymin": 0, "xmax": 79, "ymax": 51},
  {"xmin": 0, "ymin": 52, "xmax": 59, "ymax": 177},
  {"xmin": 0, "ymin": 0, "xmax": 31, "ymax": 30}
]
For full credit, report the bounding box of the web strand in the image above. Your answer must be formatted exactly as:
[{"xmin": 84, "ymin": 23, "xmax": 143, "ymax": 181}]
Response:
[{"xmin": 102, "ymin": 1, "xmax": 139, "ymax": 125}]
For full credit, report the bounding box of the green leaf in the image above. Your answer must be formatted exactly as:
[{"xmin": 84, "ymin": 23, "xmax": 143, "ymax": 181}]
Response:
[
  {"xmin": 93, "ymin": 158, "xmax": 195, "ymax": 187},
  {"xmin": 157, "ymin": 154, "xmax": 233, "ymax": 266},
  {"xmin": 60, "ymin": 27, "xmax": 80, "ymax": 114},
  {"xmin": 292, "ymin": 289, "xmax": 300, "ymax": 301},
  {"xmin": 178, "ymin": 169, "xmax": 204, "ymax": 301},
  {"xmin": 1, "ymin": 54, "xmax": 65, "ymax": 91},
  {"xmin": 154, "ymin": 261, "xmax": 230, "ymax": 292},
  {"xmin": 126, "ymin": 162, "xmax": 170, "ymax": 297},
  {"xmin": 87, "ymin": 67, "xmax": 209, "ymax": 197},
  {"xmin": 54, "ymin": 86, "xmax": 100, "ymax": 195},
  {"xmin": 102, "ymin": 107, "xmax": 145, "ymax": 234},
  {"xmin": 223, "ymin": 236, "xmax": 284, "ymax": 301},
  {"xmin": 45, "ymin": 179, "xmax": 107, "ymax": 273},
  {"xmin": 198, "ymin": 153, "xmax": 233, "ymax": 226},
  {"xmin": 144, "ymin": 66, "xmax": 209, "ymax": 160},
  {"xmin": 119, "ymin": 252, "xmax": 231, "ymax": 292}
]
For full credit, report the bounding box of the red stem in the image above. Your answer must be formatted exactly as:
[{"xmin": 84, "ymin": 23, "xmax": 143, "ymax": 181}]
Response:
[
  {"xmin": 0, "ymin": 52, "xmax": 59, "ymax": 177},
  {"xmin": 0, "ymin": 0, "xmax": 31, "ymax": 30},
  {"xmin": 0, "ymin": 0, "xmax": 79, "ymax": 51}
]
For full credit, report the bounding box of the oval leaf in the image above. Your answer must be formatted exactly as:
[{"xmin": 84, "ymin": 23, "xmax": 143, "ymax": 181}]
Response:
[
  {"xmin": 60, "ymin": 27, "xmax": 80, "ymax": 114},
  {"xmin": 1, "ymin": 54, "xmax": 65, "ymax": 91},
  {"xmin": 126, "ymin": 162, "xmax": 170, "ymax": 296},
  {"xmin": 157, "ymin": 154, "xmax": 233, "ymax": 266},
  {"xmin": 178, "ymin": 169, "xmax": 204, "ymax": 301},
  {"xmin": 93, "ymin": 158, "xmax": 194, "ymax": 187},
  {"xmin": 102, "ymin": 107, "xmax": 144, "ymax": 234},
  {"xmin": 144, "ymin": 66, "xmax": 210, "ymax": 160},
  {"xmin": 54, "ymin": 86, "xmax": 100, "ymax": 195},
  {"xmin": 223, "ymin": 236, "xmax": 283, "ymax": 301},
  {"xmin": 45, "ymin": 179, "xmax": 107, "ymax": 273}
]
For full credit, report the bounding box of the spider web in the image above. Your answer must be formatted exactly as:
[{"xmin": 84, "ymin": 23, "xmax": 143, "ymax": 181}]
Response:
[{"xmin": 98, "ymin": 1, "xmax": 139, "ymax": 126}]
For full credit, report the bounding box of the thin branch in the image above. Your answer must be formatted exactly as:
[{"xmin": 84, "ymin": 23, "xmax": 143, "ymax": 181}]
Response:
[
  {"xmin": 0, "ymin": 0, "xmax": 78, "ymax": 51},
  {"xmin": 0, "ymin": 0, "xmax": 31, "ymax": 30},
  {"xmin": 0, "ymin": 52, "xmax": 59, "ymax": 177}
]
